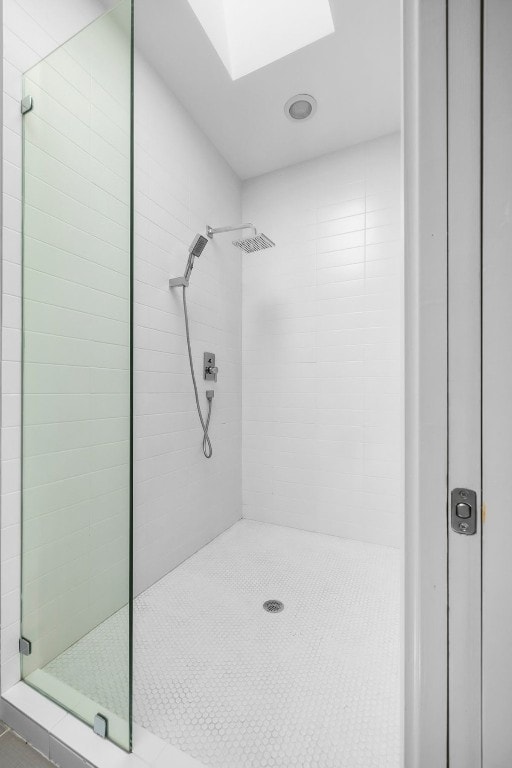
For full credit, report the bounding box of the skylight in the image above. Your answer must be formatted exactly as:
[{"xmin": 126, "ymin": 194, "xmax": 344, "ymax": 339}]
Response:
[{"xmin": 186, "ymin": 0, "xmax": 335, "ymax": 80}]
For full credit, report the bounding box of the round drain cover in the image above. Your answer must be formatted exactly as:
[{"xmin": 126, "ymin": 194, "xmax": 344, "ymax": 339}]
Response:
[{"xmin": 263, "ymin": 600, "xmax": 284, "ymax": 613}]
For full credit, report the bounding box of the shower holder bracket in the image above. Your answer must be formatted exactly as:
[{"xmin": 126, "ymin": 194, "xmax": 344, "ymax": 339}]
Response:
[
  {"xmin": 93, "ymin": 714, "xmax": 108, "ymax": 739},
  {"xmin": 169, "ymin": 276, "xmax": 189, "ymax": 288},
  {"xmin": 19, "ymin": 637, "xmax": 32, "ymax": 656}
]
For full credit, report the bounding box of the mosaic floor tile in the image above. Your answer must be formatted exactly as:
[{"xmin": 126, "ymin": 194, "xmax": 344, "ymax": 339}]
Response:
[{"xmin": 45, "ymin": 521, "xmax": 401, "ymax": 768}]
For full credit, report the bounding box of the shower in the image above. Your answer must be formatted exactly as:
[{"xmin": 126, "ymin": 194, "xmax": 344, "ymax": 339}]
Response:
[
  {"xmin": 207, "ymin": 222, "xmax": 275, "ymax": 253},
  {"xmin": 170, "ymin": 225, "xmax": 275, "ymax": 459},
  {"xmin": 10, "ymin": 0, "xmax": 406, "ymax": 763},
  {"xmin": 169, "ymin": 233, "xmax": 214, "ymax": 458}
]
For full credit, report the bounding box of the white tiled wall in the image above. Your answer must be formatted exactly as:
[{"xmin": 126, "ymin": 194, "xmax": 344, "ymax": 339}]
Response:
[
  {"xmin": 241, "ymin": 134, "xmax": 402, "ymax": 547},
  {"xmin": 133, "ymin": 56, "xmax": 242, "ymax": 595}
]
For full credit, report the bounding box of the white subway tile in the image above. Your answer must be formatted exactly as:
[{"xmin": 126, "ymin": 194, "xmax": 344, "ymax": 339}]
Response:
[{"xmin": 242, "ymin": 134, "xmax": 402, "ymax": 545}]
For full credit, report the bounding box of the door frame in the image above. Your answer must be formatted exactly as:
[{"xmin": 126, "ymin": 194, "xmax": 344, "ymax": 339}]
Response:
[
  {"xmin": 404, "ymin": 1, "xmax": 484, "ymax": 766},
  {"xmin": 404, "ymin": 0, "xmax": 449, "ymax": 765}
]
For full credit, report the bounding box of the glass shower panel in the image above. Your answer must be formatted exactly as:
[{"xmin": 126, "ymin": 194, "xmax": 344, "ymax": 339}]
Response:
[{"xmin": 20, "ymin": 0, "xmax": 133, "ymax": 750}]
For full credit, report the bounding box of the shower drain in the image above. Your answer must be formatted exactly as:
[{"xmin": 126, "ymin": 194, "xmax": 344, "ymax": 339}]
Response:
[{"xmin": 263, "ymin": 600, "xmax": 284, "ymax": 613}]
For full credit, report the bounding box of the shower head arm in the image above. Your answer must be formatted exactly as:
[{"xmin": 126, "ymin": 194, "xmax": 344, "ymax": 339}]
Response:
[{"xmin": 207, "ymin": 223, "xmax": 257, "ymax": 239}]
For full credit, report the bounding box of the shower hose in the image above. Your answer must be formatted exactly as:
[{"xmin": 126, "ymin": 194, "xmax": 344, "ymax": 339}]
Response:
[{"xmin": 182, "ymin": 286, "xmax": 213, "ymax": 459}]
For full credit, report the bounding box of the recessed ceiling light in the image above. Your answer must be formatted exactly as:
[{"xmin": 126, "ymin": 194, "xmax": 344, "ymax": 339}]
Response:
[{"xmin": 285, "ymin": 94, "xmax": 317, "ymax": 122}]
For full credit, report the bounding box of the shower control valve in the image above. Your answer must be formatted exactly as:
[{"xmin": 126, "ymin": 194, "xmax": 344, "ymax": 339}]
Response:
[{"xmin": 204, "ymin": 352, "xmax": 218, "ymax": 382}]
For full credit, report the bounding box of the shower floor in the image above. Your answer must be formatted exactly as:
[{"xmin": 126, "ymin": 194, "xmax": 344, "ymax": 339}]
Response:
[{"xmin": 45, "ymin": 520, "xmax": 401, "ymax": 768}]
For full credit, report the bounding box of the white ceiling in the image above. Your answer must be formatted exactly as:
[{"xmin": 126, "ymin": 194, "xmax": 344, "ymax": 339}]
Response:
[{"xmin": 133, "ymin": 0, "xmax": 401, "ymax": 180}]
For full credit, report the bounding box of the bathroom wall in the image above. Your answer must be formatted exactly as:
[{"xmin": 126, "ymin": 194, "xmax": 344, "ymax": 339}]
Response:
[
  {"xmin": 241, "ymin": 134, "xmax": 402, "ymax": 547},
  {"xmin": 133, "ymin": 57, "xmax": 242, "ymax": 595}
]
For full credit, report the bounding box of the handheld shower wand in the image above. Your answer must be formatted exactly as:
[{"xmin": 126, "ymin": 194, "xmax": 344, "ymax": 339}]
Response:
[
  {"xmin": 169, "ymin": 234, "xmax": 214, "ymax": 459},
  {"xmin": 169, "ymin": 233, "xmax": 209, "ymax": 288}
]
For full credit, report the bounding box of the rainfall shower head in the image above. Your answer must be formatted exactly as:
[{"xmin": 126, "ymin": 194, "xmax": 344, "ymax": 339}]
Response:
[
  {"xmin": 207, "ymin": 223, "xmax": 275, "ymax": 253},
  {"xmin": 232, "ymin": 233, "xmax": 275, "ymax": 253}
]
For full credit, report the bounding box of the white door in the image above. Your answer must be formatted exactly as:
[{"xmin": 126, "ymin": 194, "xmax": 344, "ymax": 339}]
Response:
[{"xmin": 482, "ymin": 1, "xmax": 512, "ymax": 764}]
